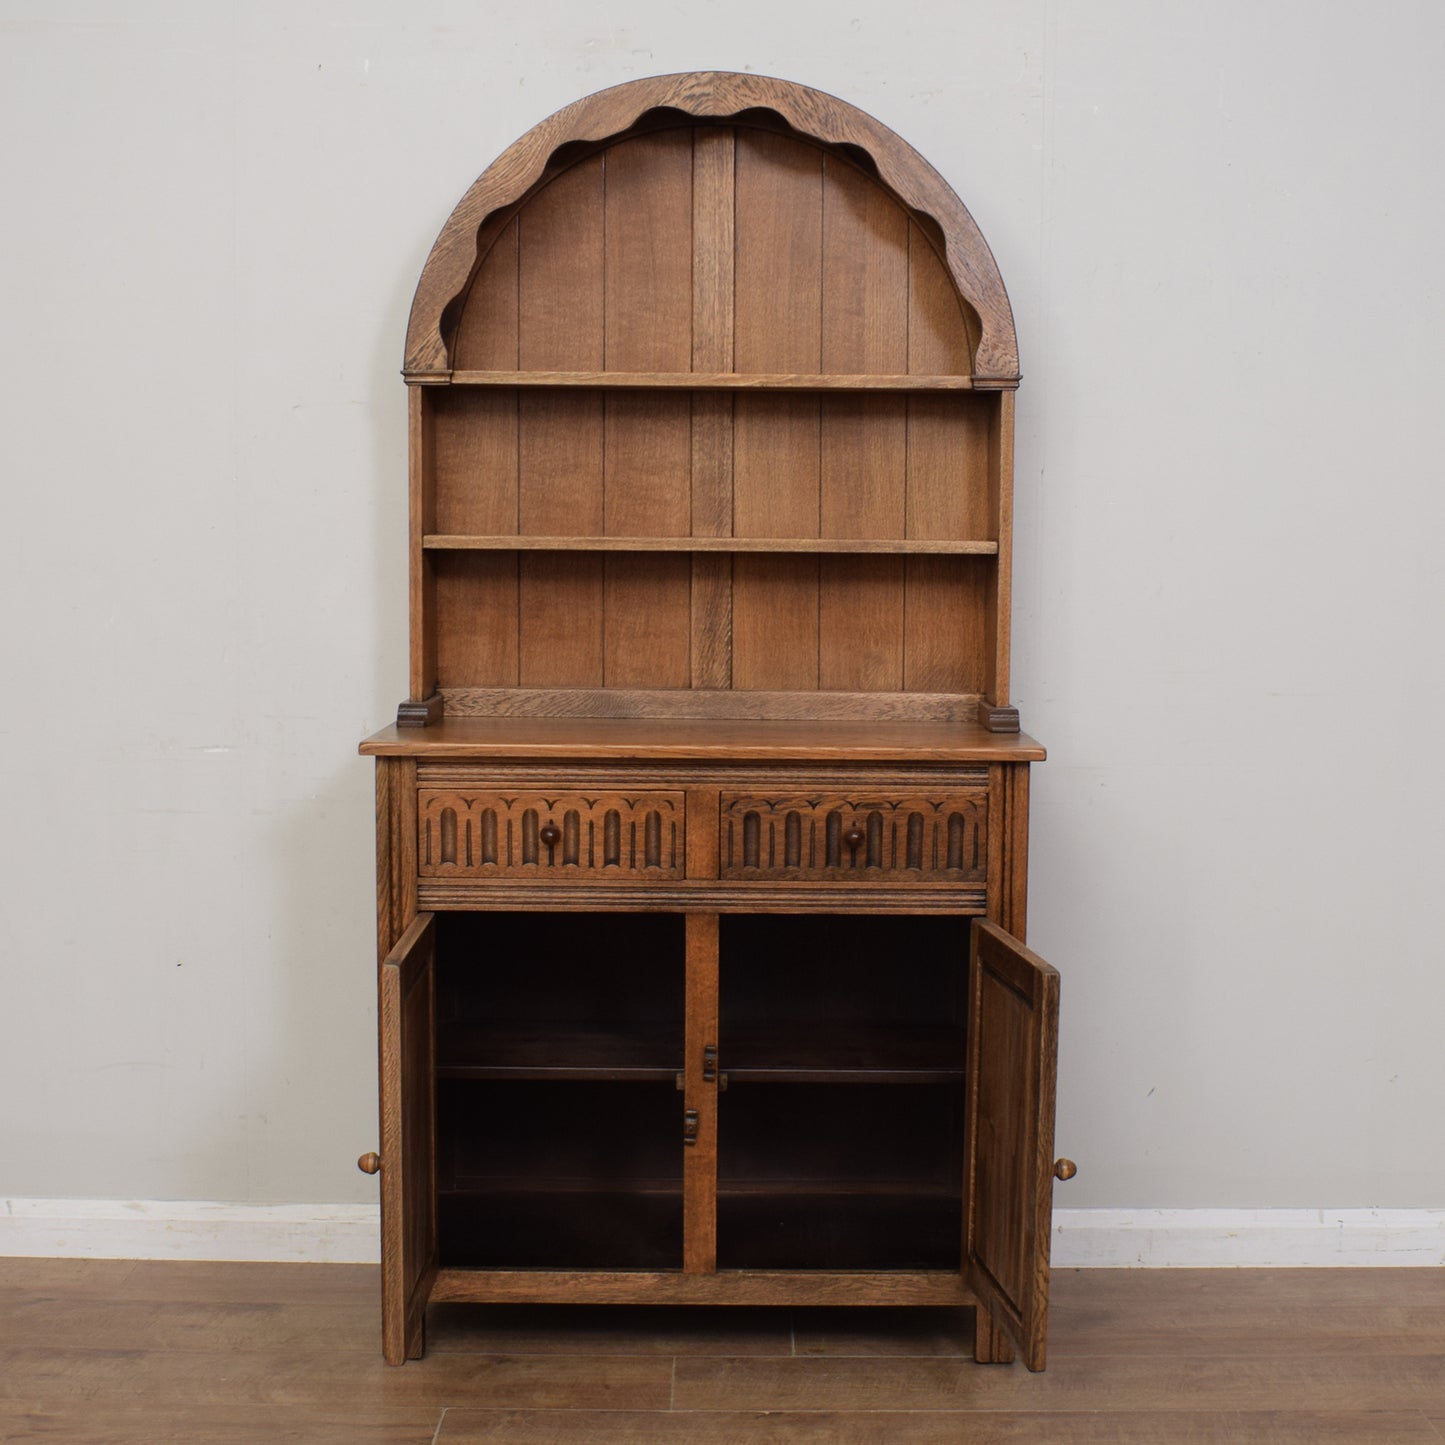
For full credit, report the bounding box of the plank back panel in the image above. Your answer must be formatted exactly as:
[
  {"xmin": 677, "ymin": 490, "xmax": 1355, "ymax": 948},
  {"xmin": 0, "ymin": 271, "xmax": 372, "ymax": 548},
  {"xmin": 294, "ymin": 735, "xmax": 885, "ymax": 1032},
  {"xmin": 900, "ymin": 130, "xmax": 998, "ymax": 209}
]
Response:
[
  {"xmin": 732, "ymin": 555, "xmax": 820, "ymax": 691},
  {"xmin": 422, "ymin": 121, "xmax": 1003, "ymax": 714},
  {"xmin": 453, "ymin": 216, "xmax": 520, "ymax": 370},
  {"xmin": 819, "ymin": 153, "xmax": 909, "ymax": 686},
  {"xmin": 689, "ymin": 126, "xmax": 737, "ymax": 689},
  {"xmin": 434, "ymin": 553, "xmax": 520, "ymax": 688},
  {"xmin": 433, "ymin": 390, "xmax": 518, "ymax": 536}
]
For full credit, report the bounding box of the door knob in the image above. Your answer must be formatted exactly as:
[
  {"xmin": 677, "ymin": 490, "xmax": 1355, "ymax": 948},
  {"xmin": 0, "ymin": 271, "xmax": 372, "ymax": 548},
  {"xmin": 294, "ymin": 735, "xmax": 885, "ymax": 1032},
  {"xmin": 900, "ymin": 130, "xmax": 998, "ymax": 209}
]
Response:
[
  {"xmin": 357, "ymin": 1152, "xmax": 382, "ymax": 1175},
  {"xmin": 1054, "ymin": 1158, "xmax": 1077, "ymax": 1181}
]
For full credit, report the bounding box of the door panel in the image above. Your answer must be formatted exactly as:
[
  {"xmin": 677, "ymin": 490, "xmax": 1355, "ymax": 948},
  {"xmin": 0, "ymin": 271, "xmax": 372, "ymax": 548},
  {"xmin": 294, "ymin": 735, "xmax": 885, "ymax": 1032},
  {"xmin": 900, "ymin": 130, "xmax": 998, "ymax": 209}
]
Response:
[
  {"xmin": 964, "ymin": 919, "xmax": 1060, "ymax": 1372},
  {"xmin": 380, "ymin": 911, "xmax": 437, "ymax": 1364}
]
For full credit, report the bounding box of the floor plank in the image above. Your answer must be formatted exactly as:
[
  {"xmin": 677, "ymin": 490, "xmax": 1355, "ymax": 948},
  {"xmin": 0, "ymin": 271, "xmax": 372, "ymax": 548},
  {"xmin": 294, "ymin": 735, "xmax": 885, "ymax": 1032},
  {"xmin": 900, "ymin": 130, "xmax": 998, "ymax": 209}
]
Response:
[
  {"xmin": 670, "ymin": 1353, "xmax": 1445, "ymax": 1414},
  {"xmin": 0, "ymin": 1258, "xmax": 376, "ymax": 1305},
  {"xmin": 0, "ymin": 1403, "xmax": 443, "ymax": 1444},
  {"xmin": 0, "ymin": 1346, "xmax": 672, "ymax": 1412},
  {"xmin": 2, "ymin": 1259, "xmax": 1443, "ymax": 1444},
  {"xmin": 437, "ymin": 1408, "xmax": 1445, "ymax": 1443},
  {"xmin": 0, "ymin": 1297, "xmax": 378, "ymax": 1354},
  {"xmin": 792, "ymin": 1305, "xmax": 974, "ymax": 1356}
]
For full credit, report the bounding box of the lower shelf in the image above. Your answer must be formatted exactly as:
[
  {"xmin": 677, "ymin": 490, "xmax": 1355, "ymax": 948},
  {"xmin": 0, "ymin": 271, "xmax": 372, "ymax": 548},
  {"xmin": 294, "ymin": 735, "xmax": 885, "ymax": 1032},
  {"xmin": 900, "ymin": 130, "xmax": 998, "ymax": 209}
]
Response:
[
  {"xmin": 717, "ymin": 1189, "xmax": 962, "ymax": 1271},
  {"xmin": 439, "ymin": 1187, "xmax": 682, "ymax": 1270},
  {"xmin": 429, "ymin": 1268, "xmax": 975, "ymax": 1307}
]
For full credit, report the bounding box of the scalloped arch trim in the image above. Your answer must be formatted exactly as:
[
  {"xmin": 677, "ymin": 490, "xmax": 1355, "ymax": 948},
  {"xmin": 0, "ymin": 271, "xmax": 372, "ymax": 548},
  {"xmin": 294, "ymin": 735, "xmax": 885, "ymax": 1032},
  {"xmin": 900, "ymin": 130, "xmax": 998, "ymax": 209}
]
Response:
[{"xmin": 405, "ymin": 72, "xmax": 1018, "ymax": 383}]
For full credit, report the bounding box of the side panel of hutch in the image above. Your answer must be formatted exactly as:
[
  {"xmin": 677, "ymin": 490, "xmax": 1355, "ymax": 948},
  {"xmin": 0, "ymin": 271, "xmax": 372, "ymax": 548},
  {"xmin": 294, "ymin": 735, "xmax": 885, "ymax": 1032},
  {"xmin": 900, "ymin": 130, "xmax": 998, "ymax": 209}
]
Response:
[{"xmin": 360, "ymin": 72, "xmax": 1072, "ymax": 1372}]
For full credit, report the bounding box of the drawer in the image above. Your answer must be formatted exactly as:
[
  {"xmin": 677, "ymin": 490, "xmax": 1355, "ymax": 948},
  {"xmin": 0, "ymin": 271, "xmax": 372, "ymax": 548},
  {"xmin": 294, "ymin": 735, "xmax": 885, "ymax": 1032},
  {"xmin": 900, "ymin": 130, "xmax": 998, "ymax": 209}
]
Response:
[
  {"xmin": 719, "ymin": 790, "xmax": 987, "ymax": 883},
  {"xmin": 417, "ymin": 788, "xmax": 685, "ymax": 881}
]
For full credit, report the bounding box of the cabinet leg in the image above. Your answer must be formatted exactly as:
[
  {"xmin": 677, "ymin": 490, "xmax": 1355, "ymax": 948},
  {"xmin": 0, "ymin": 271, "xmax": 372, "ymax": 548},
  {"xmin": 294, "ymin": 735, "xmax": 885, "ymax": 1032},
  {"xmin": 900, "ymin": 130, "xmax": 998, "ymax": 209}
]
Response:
[
  {"xmin": 973, "ymin": 1306, "xmax": 1016, "ymax": 1364},
  {"xmin": 405, "ymin": 1306, "xmax": 426, "ymax": 1361}
]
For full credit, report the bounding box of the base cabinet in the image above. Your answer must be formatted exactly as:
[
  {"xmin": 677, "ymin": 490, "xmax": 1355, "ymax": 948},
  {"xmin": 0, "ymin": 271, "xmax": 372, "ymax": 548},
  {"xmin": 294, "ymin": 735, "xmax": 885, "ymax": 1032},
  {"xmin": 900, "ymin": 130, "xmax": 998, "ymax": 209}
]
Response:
[{"xmin": 370, "ymin": 762, "xmax": 1065, "ymax": 1371}]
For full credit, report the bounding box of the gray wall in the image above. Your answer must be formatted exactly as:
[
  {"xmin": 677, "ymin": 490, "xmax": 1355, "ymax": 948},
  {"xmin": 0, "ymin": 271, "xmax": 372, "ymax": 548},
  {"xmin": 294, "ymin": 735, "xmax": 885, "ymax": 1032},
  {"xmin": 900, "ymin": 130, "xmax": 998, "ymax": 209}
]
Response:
[{"xmin": 2, "ymin": 0, "xmax": 1441, "ymax": 1209}]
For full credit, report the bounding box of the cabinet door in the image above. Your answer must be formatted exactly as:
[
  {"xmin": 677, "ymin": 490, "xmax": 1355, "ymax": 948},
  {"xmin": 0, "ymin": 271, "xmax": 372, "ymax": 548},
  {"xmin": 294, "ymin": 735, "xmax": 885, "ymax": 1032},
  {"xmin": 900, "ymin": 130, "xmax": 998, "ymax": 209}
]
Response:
[
  {"xmin": 964, "ymin": 919, "xmax": 1061, "ymax": 1372},
  {"xmin": 380, "ymin": 911, "xmax": 437, "ymax": 1365}
]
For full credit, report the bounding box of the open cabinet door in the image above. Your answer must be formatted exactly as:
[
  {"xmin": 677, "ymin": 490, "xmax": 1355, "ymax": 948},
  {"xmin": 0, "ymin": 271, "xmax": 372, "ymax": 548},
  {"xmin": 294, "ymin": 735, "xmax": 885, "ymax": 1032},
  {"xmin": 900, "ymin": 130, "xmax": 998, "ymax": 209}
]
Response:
[
  {"xmin": 964, "ymin": 919, "xmax": 1061, "ymax": 1372},
  {"xmin": 379, "ymin": 912, "xmax": 437, "ymax": 1364}
]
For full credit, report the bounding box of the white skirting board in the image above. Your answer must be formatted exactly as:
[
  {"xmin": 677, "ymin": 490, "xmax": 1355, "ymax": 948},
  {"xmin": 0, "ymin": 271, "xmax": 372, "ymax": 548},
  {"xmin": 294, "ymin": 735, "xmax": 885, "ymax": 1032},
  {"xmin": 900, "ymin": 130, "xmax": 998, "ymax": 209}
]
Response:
[
  {"xmin": 1, "ymin": 1201, "xmax": 1442, "ymax": 1266},
  {"xmin": 1051, "ymin": 1209, "xmax": 1445, "ymax": 1268},
  {"xmin": 0, "ymin": 1199, "xmax": 382, "ymax": 1264}
]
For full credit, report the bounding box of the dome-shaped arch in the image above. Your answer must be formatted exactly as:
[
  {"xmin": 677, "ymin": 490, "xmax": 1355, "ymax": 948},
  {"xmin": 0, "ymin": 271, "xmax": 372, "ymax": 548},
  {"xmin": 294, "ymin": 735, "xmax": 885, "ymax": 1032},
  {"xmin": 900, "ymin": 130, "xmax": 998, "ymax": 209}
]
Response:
[{"xmin": 405, "ymin": 71, "xmax": 1018, "ymax": 384}]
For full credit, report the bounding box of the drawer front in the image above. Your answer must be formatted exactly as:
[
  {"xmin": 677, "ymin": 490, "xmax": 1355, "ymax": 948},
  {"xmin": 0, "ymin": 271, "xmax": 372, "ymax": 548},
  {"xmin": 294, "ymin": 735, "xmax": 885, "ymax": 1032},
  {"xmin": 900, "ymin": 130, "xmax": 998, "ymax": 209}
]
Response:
[
  {"xmin": 418, "ymin": 789, "xmax": 685, "ymax": 881},
  {"xmin": 719, "ymin": 790, "xmax": 987, "ymax": 883}
]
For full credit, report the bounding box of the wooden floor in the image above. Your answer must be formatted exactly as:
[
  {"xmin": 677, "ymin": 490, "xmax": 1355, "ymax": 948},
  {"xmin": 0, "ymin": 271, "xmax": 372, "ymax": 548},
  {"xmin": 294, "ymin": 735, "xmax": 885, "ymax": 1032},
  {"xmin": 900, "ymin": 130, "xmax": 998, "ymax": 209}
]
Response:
[{"xmin": 1, "ymin": 1261, "xmax": 1443, "ymax": 1442}]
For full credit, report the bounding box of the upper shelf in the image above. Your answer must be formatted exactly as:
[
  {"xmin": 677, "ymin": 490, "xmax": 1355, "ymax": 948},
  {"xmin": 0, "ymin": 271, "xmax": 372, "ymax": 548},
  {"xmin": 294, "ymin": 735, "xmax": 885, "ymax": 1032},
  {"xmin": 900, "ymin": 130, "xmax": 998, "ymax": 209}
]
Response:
[
  {"xmin": 423, "ymin": 535, "xmax": 999, "ymax": 555},
  {"xmin": 438, "ymin": 371, "xmax": 994, "ymax": 392}
]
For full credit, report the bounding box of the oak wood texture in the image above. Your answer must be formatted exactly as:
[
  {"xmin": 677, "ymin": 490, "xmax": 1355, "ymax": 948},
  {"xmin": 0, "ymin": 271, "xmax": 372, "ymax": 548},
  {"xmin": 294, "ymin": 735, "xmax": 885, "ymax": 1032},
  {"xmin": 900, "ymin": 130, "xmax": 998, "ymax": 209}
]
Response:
[
  {"xmin": 361, "ymin": 718, "xmax": 1045, "ymax": 762},
  {"xmin": 965, "ymin": 919, "xmax": 1062, "ymax": 1372},
  {"xmin": 683, "ymin": 914, "xmax": 720, "ymax": 1274},
  {"xmin": 422, "ymin": 534, "xmax": 1000, "ymax": 553},
  {"xmin": 405, "ymin": 73, "xmax": 1017, "ymax": 382},
  {"xmin": 445, "ymin": 370, "xmax": 987, "ymax": 389},
  {"xmin": 428, "ymin": 1270, "xmax": 971, "ymax": 1307},
  {"xmin": 378, "ymin": 913, "xmax": 437, "ymax": 1365},
  {"xmin": 408, "ymin": 76, "xmax": 1015, "ymax": 724},
  {"xmin": 363, "ymin": 71, "xmax": 1056, "ymax": 1372}
]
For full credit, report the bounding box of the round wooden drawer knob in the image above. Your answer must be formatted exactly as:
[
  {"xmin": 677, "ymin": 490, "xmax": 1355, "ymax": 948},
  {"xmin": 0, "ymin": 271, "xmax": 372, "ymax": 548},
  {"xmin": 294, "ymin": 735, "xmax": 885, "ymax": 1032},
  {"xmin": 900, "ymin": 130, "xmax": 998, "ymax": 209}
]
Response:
[
  {"xmin": 357, "ymin": 1152, "xmax": 382, "ymax": 1175},
  {"xmin": 1054, "ymin": 1158, "xmax": 1077, "ymax": 1181},
  {"xmin": 539, "ymin": 822, "xmax": 561, "ymax": 847},
  {"xmin": 844, "ymin": 826, "xmax": 866, "ymax": 848}
]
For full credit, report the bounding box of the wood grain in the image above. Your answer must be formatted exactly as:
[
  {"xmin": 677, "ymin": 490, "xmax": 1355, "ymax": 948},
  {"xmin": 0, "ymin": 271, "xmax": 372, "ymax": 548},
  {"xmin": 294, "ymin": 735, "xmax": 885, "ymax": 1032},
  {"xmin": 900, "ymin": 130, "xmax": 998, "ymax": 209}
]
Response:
[
  {"xmin": 688, "ymin": 131, "xmax": 735, "ymax": 688},
  {"xmin": 438, "ymin": 1410, "xmax": 1445, "ymax": 1444},
  {"xmin": 602, "ymin": 555, "xmax": 691, "ymax": 688},
  {"xmin": 684, "ymin": 914, "xmax": 720, "ymax": 1274},
  {"xmin": 735, "ymin": 128, "xmax": 823, "ymax": 374},
  {"xmin": 447, "ymin": 370, "xmax": 982, "ymax": 389},
  {"xmin": 670, "ymin": 1352, "xmax": 1445, "ymax": 1413},
  {"xmin": 965, "ymin": 920, "xmax": 1061, "ymax": 1372},
  {"xmin": 429, "ymin": 1270, "xmax": 971, "ymax": 1306},
  {"xmin": 423, "ymin": 535, "xmax": 998, "ymax": 554},
  {"xmin": 730, "ymin": 555, "xmax": 820, "ymax": 691},
  {"xmin": 517, "ymin": 553, "xmax": 603, "ymax": 687},
  {"xmin": 9, "ymin": 1262, "xmax": 1445, "ymax": 1441},
  {"xmin": 433, "ymin": 554, "xmax": 519, "ymax": 688},
  {"xmin": 379, "ymin": 913, "xmax": 437, "ymax": 1365},
  {"xmin": 431, "ymin": 390, "xmax": 519, "ymax": 537},
  {"xmin": 987, "ymin": 388, "xmax": 1016, "ymax": 704},
  {"xmin": 408, "ymin": 385, "xmax": 436, "ymax": 704},
  {"xmin": 819, "ymin": 555, "xmax": 905, "ymax": 691},
  {"xmin": 603, "ymin": 129, "xmax": 692, "ymax": 373},
  {"xmin": 452, "ymin": 215, "xmax": 519, "ymax": 371},
  {"xmin": 404, "ymin": 72, "xmax": 1020, "ymax": 380},
  {"xmin": 360, "ymin": 716, "xmax": 1046, "ymax": 761}
]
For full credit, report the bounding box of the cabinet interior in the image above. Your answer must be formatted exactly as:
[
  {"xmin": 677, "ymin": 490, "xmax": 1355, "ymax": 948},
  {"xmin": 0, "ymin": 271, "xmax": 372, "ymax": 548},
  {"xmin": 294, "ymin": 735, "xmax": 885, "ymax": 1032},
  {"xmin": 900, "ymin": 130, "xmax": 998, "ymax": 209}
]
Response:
[{"xmin": 432, "ymin": 910, "xmax": 968, "ymax": 1274}]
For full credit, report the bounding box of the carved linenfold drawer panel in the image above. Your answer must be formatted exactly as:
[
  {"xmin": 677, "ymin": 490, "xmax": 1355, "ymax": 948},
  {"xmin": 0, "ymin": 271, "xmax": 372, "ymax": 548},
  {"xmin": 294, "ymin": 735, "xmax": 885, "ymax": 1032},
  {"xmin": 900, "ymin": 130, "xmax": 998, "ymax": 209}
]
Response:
[
  {"xmin": 418, "ymin": 790, "xmax": 685, "ymax": 880},
  {"xmin": 719, "ymin": 792, "xmax": 987, "ymax": 882}
]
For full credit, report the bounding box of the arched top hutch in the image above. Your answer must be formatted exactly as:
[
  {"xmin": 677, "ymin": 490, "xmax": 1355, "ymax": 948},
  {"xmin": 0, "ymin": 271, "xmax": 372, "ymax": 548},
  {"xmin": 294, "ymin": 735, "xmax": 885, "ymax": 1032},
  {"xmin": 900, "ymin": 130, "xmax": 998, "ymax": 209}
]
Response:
[{"xmin": 360, "ymin": 73, "xmax": 1068, "ymax": 1375}]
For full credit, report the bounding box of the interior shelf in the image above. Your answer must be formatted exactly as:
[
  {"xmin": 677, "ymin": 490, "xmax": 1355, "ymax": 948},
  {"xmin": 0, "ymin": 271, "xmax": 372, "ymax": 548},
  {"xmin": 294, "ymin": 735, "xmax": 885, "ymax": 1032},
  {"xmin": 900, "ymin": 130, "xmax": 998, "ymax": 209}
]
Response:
[
  {"xmin": 439, "ymin": 1187, "xmax": 683, "ymax": 1270},
  {"xmin": 436, "ymin": 1022, "xmax": 681, "ymax": 1082},
  {"xmin": 444, "ymin": 369, "xmax": 980, "ymax": 391},
  {"xmin": 423, "ymin": 534, "xmax": 999, "ymax": 555},
  {"xmin": 722, "ymin": 1023, "xmax": 964, "ymax": 1084},
  {"xmin": 716, "ymin": 1190, "xmax": 962, "ymax": 1271}
]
